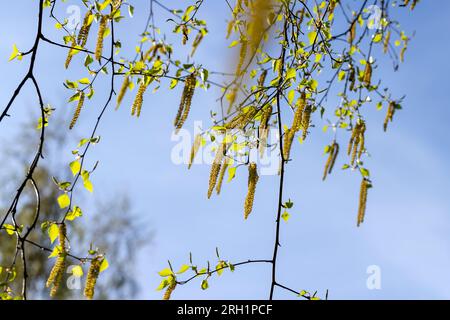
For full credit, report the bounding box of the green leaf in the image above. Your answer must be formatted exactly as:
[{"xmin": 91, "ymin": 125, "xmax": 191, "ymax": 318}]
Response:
[
  {"xmin": 227, "ymin": 167, "xmax": 236, "ymax": 182},
  {"xmin": 99, "ymin": 258, "xmax": 109, "ymax": 273},
  {"xmin": 156, "ymin": 279, "xmax": 170, "ymax": 291},
  {"xmin": 66, "ymin": 206, "xmax": 82, "ymax": 221},
  {"xmin": 308, "ymin": 31, "xmax": 318, "ymax": 45},
  {"xmin": 176, "ymin": 264, "xmax": 190, "ymax": 274},
  {"xmin": 72, "ymin": 266, "xmax": 83, "ymax": 277},
  {"xmin": 57, "ymin": 193, "xmax": 70, "ymax": 209},
  {"xmin": 9, "ymin": 44, "xmax": 21, "ymax": 61},
  {"xmin": 201, "ymin": 279, "xmax": 209, "ymax": 290},
  {"xmin": 281, "ymin": 211, "xmax": 290, "ymax": 222},
  {"xmin": 78, "ymin": 77, "xmax": 90, "ymax": 85},
  {"xmin": 285, "ymin": 68, "xmax": 296, "ymax": 81},
  {"xmin": 69, "ymin": 160, "xmax": 81, "ymax": 176},
  {"xmin": 3, "ymin": 224, "xmax": 15, "ymax": 235},
  {"xmin": 158, "ymin": 268, "xmax": 173, "ymax": 277},
  {"xmin": 48, "ymin": 224, "xmax": 59, "ymax": 244}
]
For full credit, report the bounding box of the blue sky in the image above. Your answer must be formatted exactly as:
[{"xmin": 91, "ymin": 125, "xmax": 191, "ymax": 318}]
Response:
[{"xmin": 1, "ymin": 0, "xmax": 450, "ymax": 300}]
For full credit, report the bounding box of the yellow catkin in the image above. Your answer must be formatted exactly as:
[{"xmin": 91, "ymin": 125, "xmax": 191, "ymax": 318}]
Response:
[
  {"xmin": 207, "ymin": 143, "xmax": 226, "ymax": 199},
  {"xmin": 348, "ymin": 121, "xmax": 366, "ymax": 166},
  {"xmin": 257, "ymin": 69, "xmax": 267, "ymax": 87},
  {"xmin": 191, "ymin": 31, "xmax": 204, "ymax": 57},
  {"xmin": 244, "ymin": 162, "xmax": 259, "ymax": 219},
  {"xmin": 411, "ymin": 0, "xmax": 418, "ymax": 10},
  {"xmin": 236, "ymin": 40, "xmax": 248, "ymax": 76},
  {"xmin": 357, "ymin": 178, "xmax": 370, "ymax": 226},
  {"xmin": 348, "ymin": 22, "xmax": 356, "ymax": 44},
  {"xmin": 292, "ymin": 92, "xmax": 306, "ymax": 132},
  {"xmin": 363, "ymin": 62, "xmax": 372, "ymax": 87},
  {"xmin": 95, "ymin": 16, "xmax": 107, "ymax": 61},
  {"xmin": 70, "ymin": 92, "xmax": 85, "ymax": 129},
  {"xmin": 59, "ymin": 223, "xmax": 67, "ymax": 252},
  {"xmin": 323, "ymin": 142, "xmax": 339, "ymax": 180},
  {"xmin": 132, "ymin": 81, "xmax": 148, "ymax": 117},
  {"xmin": 226, "ymin": 86, "xmax": 238, "ymax": 113},
  {"xmin": 348, "ymin": 66, "xmax": 356, "ymax": 91},
  {"xmin": 383, "ymin": 30, "xmax": 391, "ymax": 54},
  {"xmin": 188, "ymin": 134, "xmax": 202, "ymax": 169},
  {"xmin": 77, "ymin": 11, "xmax": 92, "ymax": 47},
  {"xmin": 64, "ymin": 38, "xmax": 77, "ymax": 69},
  {"xmin": 215, "ymin": 162, "xmax": 229, "ymax": 195},
  {"xmin": 282, "ymin": 129, "xmax": 294, "ymax": 160},
  {"xmin": 163, "ymin": 277, "xmax": 177, "ymax": 300},
  {"xmin": 174, "ymin": 73, "xmax": 196, "ymax": 132},
  {"xmin": 84, "ymin": 257, "xmax": 102, "ymax": 300},
  {"xmin": 258, "ymin": 104, "xmax": 272, "ymax": 156},
  {"xmin": 383, "ymin": 101, "xmax": 396, "ymax": 132},
  {"xmin": 301, "ymin": 104, "xmax": 312, "ymax": 140},
  {"xmin": 247, "ymin": 0, "xmax": 271, "ymax": 53},
  {"xmin": 116, "ymin": 76, "xmax": 129, "ymax": 110},
  {"xmin": 46, "ymin": 254, "xmax": 66, "ymax": 297}
]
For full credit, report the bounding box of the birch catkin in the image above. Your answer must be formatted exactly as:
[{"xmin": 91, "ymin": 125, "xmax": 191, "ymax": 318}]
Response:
[
  {"xmin": 323, "ymin": 142, "xmax": 339, "ymax": 181},
  {"xmin": 77, "ymin": 11, "xmax": 92, "ymax": 48},
  {"xmin": 215, "ymin": 162, "xmax": 229, "ymax": 195},
  {"xmin": 64, "ymin": 38, "xmax": 77, "ymax": 69},
  {"xmin": 132, "ymin": 80, "xmax": 148, "ymax": 117},
  {"xmin": 46, "ymin": 223, "xmax": 67, "ymax": 297},
  {"xmin": 163, "ymin": 276, "xmax": 177, "ymax": 300},
  {"xmin": 244, "ymin": 162, "xmax": 259, "ymax": 219},
  {"xmin": 282, "ymin": 128, "xmax": 294, "ymax": 160},
  {"xmin": 363, "ymin": 62, "xmax": 372, "ymax": 87},
  {"xmin": 383, "ymin": 101, "xmax": 396, "ymax": 132},
  {"xmin": 258, "ymin": 104, "xmax": 272, "ymax": 156},
  {"xmin": 357, "ymin": 178, "xmax": 370, "ymax": 226},
  {"xmin": 188, "ymin": 134, "xmax": 202, "ymax": 169},
  {"xmin": 292, "ymin": 93, "xmax": 306, "ymax": 132},
  {"xmin": 301, "ymin": 104, "xmax": 312, "ymax": 140},
  {"xmin": 347, "ymin": 120, "xmax": 366, "ymax": 166},
  {"xmin": 84, "ymin": 257, "xmax": 102, "ymax": 300},
  {"xmin": 174, "ymin": 73, "xmax": 196, "ymax": 132},
  {"xmin": 95, "ymin": 16, "xmax": 107, "ymax": 61},
  {"xmin": 70, "ymin": 92, "xmax": 85, "ymax": 129},
  {"xmin": 207, "ymin": 142, "xmax": 226, "ymax": 199},
  {"xmin": 116, "ymin": 76, "xmax": 129, "ymax": 110}
]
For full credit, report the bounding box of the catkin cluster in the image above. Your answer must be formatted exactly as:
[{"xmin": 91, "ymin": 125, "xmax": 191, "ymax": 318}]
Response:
[
  {"xmin": 46, "ymin": 223, "xmax": 67, "ymax": 297},
  {"xmin": 207, "ymin": 142, "xmax": 227, "ymax": 199},
  {"xmin": 244, "ymin": 163, "xmax": 259, "ymax": 219},
  {"xmin": 323, "ymin": 142, "xmax": 339, "ymax": 181},
  {"xmin": 95, "ymin": 15, "xmax": 108, "ymax": 61},
  {"xmin": 84, "ymin": 257, "xmax": 102, "ymax": 300},
  {"xmin": 163, "ymin": 276, "xmax": 177, "ymax": 300},
  {"xmin": 131, "ymin": 80, "xmax": 148, "ymax": 117},
  {"xmin": 347, "ymin": 120, "xmax": 366, "ymax": 166},
  {"xmin": 174, "ymin": 73, "xmax": 196, "ymax": 132},
  {"xmin": 383, "ymin": 101, "xmax": 396, "ymax": 132},
  {"xmin": 357, "ymin": 178, "xmax": 370, "ymax": 226},
  {"xmin": 188, "ymin": 134, "xmax": 203, "ymax": 169},
  {"xmin": 70, "ymin": 92, "xmax": 85, "ymax": 129},
  {"xmin": 225, "ymin": 106, "xmax": 257, "ymax": 130},
  {"xmin": 282, "ymin": 93, "xmax": 309, "ymax": 160}
]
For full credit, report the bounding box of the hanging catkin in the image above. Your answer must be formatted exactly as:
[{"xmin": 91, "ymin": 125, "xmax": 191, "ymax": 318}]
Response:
[
  {"xmin": 258, "ymin": 104, "xmax": 272, "ymax": 156},
  {"xmin": 383, "ymin": 101, "xmax": 396, "ymax": 132},
  {"xmin": 46, "ymin": 223, "xmax": 67, "ymax": 297},
  {"xmin": 188, "ymin": 134, "xmax": 202, "ymax": 169},
  {"xmin": 301, "ymin": 104, "xmax": 312, "ymax": 140},
  {"xmin": 244, "ymin": 162, "xmax": 259, "ymax": 219},
  {"xmin": 292, "ymin": 92, "xmax": 306, "ymax": 132},
  {"xmin": 132, "ymin": 80, "xmax": 148, "ymax": 117},
  {"xmin": 348, "ymin": 22, "xmax": 356, "ymax": 44},
  {"xmin": 77, "ymin": 10, "xmax": 92, "ymax": 48},
  {"xmin": 282, "ymin": 129, "xmax": 294, "ymax": 160},
  {"xmin": 357, "ymin": 178, "xmax": 370, "ymax": 226},
  {"xmin": 348, "ymin": 66, "xmax": 356, "ymax": 91},
  {"xmin": 323, "ymin": 142, "xmax": 339, "ymax": 180},
  {"xmin": 363, "ymin": 62, "xmax": 372, "ymax": 87},
  {"xmin": 383, "ymin": 30, "xmax": 391, "ymax": 54},
  {"xmin": 64, "ymin": 38, "xmax": 77, "ymax": 69},
  {"xmin": 116, "ymin": 76, "xmax": 129, "ymax": 110},
  {"xmin": 174, "ymin": 73, "xmax": 196, "ymax": 132},
  {"xmin": 70, "ymin": 92, "xmax": 85, "ymax": 129},
  {"xmin": 236, "ymin": 40, "xmax": 248, "ymax": 76},
  {"xmin": 84, "ymin": 257, "xmax": 102, "ymax": 300},
  {"xmin": 215, "ymin": 162, "xmax": 229, "ymax": 195},
  {"xmin": 95, "ymin": 15, "xmax": 108, "ymax": 61},
  {"xmin": 163, "ymin": 276, "xmax": 177, "ymax": 300},
  {"xmin": 207, "ymin": 142, "xmax": 226, "ymax": 199},
  {"xmin": 347, "ymin": 120, "xmax": 366, "ymax": 166}
]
